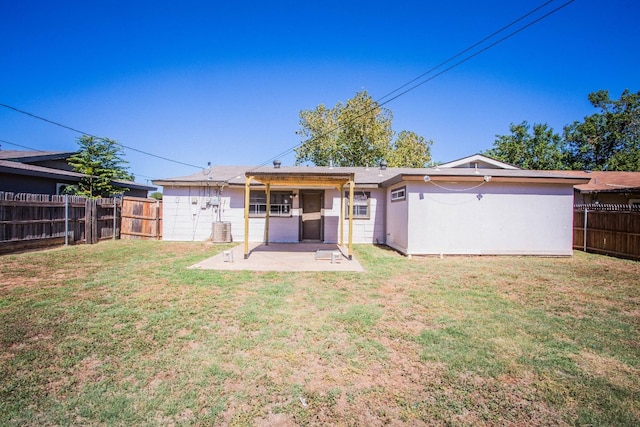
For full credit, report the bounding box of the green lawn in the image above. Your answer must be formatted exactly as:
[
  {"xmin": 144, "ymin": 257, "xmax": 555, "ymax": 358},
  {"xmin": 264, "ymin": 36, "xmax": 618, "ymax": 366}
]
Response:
[{"xmin": 1, "ymin": 241, "xmax": 638, "ymax": 426}]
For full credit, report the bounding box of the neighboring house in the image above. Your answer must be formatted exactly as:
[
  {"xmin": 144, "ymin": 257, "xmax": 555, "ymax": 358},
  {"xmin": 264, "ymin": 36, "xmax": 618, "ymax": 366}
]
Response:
[
  {"xmin": 551, "ymin": 170, "xmax": 640, "ymax": 206},
  {"xmin": 0, "ymin": 150, "xmax": 155, "ymax": 197},
  {"xmin": 153, "ymin": 154, "xmax": 589, "ymax": 256}
]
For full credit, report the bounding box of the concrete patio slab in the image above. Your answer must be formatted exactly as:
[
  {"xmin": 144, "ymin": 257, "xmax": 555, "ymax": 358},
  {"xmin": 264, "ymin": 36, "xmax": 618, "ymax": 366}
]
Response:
[{"xmin": 190, "ymin": 243, "xmax": 364, "ymax": 272}]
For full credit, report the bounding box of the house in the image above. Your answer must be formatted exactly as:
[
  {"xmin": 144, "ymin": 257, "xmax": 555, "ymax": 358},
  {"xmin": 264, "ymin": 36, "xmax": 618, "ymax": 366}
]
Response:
[
  {"xmin": 153, "ymin": 154, "xmax": 589, "ymax": 257},
  {"xmin": 0, "ymin": 150, "xmax": 155, "ymax": 197},
  {"xmin": 550, "ymin": 170, "xmax": 640, "ymax": 206}
]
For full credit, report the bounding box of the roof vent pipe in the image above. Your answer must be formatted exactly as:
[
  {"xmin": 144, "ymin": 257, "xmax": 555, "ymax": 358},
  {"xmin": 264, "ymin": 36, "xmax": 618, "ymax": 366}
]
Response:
[
  {"xmin": 273, "ymin": 160, "xmax": 281, "ymax": 169},
  {"xmin": 380, "ymin": 160, "xmax": 387, "ymax": 170}
]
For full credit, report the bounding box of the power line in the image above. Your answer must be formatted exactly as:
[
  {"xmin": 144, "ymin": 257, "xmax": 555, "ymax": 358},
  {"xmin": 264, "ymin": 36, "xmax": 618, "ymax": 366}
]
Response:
[
  {"xmin": 378, "ymin": 0, "xmax": 576, "ymax": 107},
  {"xmin": 245, "ymin": 0, "xmax": 576, "ymax": 177},
  {"xmin": 0, "ymin": 103, "xmax": 205, "ymax": 170},
  {"xmin": 376, "ymin": 0, "xmax": 557, "ymax": 104},
  {"xmin": 0, "ymin": 138, "xmax": 48, "ymax": 152}
]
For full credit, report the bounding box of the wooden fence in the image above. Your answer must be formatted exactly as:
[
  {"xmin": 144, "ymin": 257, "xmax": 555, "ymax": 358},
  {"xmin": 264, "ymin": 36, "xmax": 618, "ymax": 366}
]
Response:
[
  {"xmin": 0, "ymin": 191, "xmax": 121, "ymax": 254},
  {"xmin": 573, "ymin": 204, "xmax": 640, "ymax": 261},
  {"xmin": 121, "ymin": 196, "xmax": 162, "ymax": 240}
]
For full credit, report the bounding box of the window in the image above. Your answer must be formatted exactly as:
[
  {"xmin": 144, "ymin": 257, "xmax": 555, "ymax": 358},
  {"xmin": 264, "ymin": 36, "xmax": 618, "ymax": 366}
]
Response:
[
  {"xmin": 391, "ymin": 186, "xmax": 406, "ymax": 202},
  {"xmin": 249, "ymin": 190, "xmax": 292, "ymax": 217},
  {"xmin": 344, "ymin": 191, "xmax": 370, "ymax": 219}
]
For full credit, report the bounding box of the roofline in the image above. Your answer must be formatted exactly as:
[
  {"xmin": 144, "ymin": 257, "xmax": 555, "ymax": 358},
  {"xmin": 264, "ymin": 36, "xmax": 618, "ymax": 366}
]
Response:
[
  {"xmin": 381, "ymin": 173, "xmax": 591, "ymax": 187},
  {"xmin": 0, "ymin": 160, "xmax": 156, "ymax": 191},
  {"xmin": 576, "ymin": 186, "xmax": 640, "ymax": 194},
  {"xmin": 0, "ymin": 151, "xmax": 77, "ymax": 162}
]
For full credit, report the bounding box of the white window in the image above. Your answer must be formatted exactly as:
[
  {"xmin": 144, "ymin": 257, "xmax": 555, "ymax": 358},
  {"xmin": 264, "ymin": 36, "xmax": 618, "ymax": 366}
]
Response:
[
  {"xmin": 249, "ymin": 190, "xmax": 292, "ymax": 217},
  {"xmin": 391, "ymin": 186, "xmax": 406, "ymax": 202},
  {"xmin": 344, "ymin": 191, "xmax": 370, "ymax": 219}
]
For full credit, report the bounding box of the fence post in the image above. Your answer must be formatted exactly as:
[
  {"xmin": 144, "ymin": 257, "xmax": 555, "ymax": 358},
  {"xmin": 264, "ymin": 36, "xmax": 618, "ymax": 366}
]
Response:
[
  {"xmin": 65, "ymin": 195, "xmax": 69, "ymax": 246},
  {"xmin": 583, "ymin": 208, "xmax": 588, "ymax": 253},
  {"xmin": 113, "ymin": 196, "xmax": 117, "ymax": 240}
]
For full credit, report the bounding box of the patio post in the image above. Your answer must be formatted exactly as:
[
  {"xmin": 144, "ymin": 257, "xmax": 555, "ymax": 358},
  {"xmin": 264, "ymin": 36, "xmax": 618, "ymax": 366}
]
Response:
[
  {"xmin": 339, "ymin": 183, "xmax": 344, "ymax": 247},
  {"xmin": 265, "ymin": 183, "xmax": 271, "ymax": 246},
  {"xmin": 244, "ymin": 176, "xmax": 253, "ymax": 259},
  {"xmin": 348, "ymin": 179, "xmax": 354, "ymax": 260}
]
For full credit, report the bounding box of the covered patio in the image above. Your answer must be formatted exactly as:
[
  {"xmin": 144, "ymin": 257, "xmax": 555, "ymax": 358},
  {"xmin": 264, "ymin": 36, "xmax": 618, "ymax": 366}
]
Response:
[
  {"xmin": 242, "ymin": 170, "xmax": 357, "ymax": 259},
  {"xmin": 190, "ymin": 242, "xmax": 365, "ymax": 272}
]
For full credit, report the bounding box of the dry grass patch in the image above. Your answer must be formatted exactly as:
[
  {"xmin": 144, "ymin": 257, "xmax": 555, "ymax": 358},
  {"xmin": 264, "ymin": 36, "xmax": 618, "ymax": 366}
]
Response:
[{"xmin": 0, "ymin": 241, "xmax": 638, "ymax": 426}]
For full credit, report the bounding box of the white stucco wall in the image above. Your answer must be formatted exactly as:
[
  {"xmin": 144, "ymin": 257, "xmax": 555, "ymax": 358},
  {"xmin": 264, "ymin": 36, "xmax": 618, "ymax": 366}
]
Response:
[
  {"xmin": 402, "ymin": 181, "xmax": 575, "ymax": 256},
  {"xmin": 162, "ymin": 186, "xmax": 385, "ymax": 244},
  {"xmin": 328, "ymin": 188, "xmax": 386, "ymax": 244},
  {"xmin": 162, "ymin": 186, "xmax": 226, "ymax": 241}
]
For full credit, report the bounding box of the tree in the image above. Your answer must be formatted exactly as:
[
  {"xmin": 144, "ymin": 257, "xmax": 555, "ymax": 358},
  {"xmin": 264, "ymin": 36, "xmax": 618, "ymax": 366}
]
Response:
[
  {"xmin": 484, "ymin": 121, "xmax": 566, "ymax": 170},
  {"xmin": 295, "ymin": 91, "xmax": 431, "ymax": 167},
  {"xmin": 564, "ymin": 89, "xmax": 640, "ymax": 171},
  {"xmin": 67, "ymin": 135, "xmax": 134, "ymax": 197},
  {"xmin": 387, "ymin": 130, "xmax": 433, "ymax": 168}
]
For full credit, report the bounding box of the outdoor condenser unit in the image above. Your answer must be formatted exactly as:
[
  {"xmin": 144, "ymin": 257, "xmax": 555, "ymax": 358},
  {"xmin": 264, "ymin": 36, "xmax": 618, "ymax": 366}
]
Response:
[{"xmin": 211, "ymin": 222, "xmax": 232, "ymax": 243}]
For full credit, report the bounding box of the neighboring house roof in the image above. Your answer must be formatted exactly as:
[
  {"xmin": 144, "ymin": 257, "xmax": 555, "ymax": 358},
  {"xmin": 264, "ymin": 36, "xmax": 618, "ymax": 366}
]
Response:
[
  {"xmin": 437, "ymin": 153, "xmax": 520, "ymax": 170},
  {"xmin": 550, "ymin": 170, "xmax": 640, "ymax": 193},
  {"xmin": 0, "ymin": 159, "xmax": 85, "ymax": 180},
  {"xmin": 0, "ymin": 153, "xmax": 156, "ymax": 192},
  {"xmin": 0, "ymin": 150, "xmax": 77, "ymax": 163}
]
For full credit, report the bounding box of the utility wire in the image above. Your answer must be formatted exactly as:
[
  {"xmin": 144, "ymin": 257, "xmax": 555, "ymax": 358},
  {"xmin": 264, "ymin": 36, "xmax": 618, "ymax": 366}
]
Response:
[
  {"xmin": 0, "ymin": 138, "xmax": 48, "ymax": 152},
  {"xmin": 244, "ymin": 0, "xmax": 576, "ymax": 177},
  {"xmin": 0, "ymin": 103, "xmax": 204, "ymax": 170},
  {"xmin": 375, "ymin": 0, "xmax": 557, "ymax": 104},
  {"xmin": 378, "ymin": 0, "xmax": 576, "ymax": 107}
]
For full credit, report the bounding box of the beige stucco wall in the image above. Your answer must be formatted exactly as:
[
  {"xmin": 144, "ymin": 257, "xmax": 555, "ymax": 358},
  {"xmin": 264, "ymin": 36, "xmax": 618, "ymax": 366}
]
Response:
[
  {"xmin": 162, "ymin": 186, "xmax": 386, "ymax": 244},
  {"xmin": 398, "ymin": 181, "xmax": 575, "ymax": 256}
]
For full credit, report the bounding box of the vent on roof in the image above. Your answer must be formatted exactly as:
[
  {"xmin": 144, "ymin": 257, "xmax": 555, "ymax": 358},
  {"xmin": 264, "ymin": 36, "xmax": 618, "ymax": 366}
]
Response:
[{"xmin": 273, "ymin": 160, "xmax": 281, "ymax": 169}]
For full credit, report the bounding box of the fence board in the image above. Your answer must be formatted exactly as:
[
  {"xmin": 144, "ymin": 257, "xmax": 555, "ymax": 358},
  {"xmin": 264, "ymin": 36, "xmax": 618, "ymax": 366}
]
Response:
[
  {"xmin": 0, "ymin": 191, "xmax": 121, "ymax": 254},
  {"xmin": 121, "ymin": 197, "xmax": 162, "ymax": 240},
  {"xmin": 573, "ymin": 204, "xmax": 640, "ymax": 261}
]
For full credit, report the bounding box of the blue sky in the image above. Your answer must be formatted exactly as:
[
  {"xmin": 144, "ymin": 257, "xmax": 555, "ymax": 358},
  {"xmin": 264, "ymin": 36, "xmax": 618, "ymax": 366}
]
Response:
[{"xmin": 1, "ymin": 0, "xmax": 638, "ymax": 184}]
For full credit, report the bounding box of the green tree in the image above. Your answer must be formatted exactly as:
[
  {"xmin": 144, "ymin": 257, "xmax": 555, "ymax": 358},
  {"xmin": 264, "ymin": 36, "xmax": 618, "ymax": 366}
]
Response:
[
  {"xmin": 67, "ymin": 135, "xmax": 134, "ymax": 197},
  {"xmin": 564, "ymin": 89, "xmax": 640, "ymax": 171},
  {"xmin": 387, "ymin": 130, "xmax": 433, "ymax": 167},
  {"xmin": 295, "ymin": 91, "xmax": 431, "ymax": 167},
  {"xmin": 484, "ymin": 121, "xmax": 565, "ymax": 170}
]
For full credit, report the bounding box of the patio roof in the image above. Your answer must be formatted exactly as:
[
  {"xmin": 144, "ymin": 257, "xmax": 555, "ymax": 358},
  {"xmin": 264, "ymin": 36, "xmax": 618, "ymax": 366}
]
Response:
[{"xmin": 245, "ymin": 170, "xmax": 355, "ymax": 188}]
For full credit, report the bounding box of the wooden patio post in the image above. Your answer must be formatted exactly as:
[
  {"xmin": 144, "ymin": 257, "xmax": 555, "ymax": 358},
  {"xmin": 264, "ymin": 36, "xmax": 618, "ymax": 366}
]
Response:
[
  {"xmin": 265, "ymin": 183, "xmax": 271, "ymax": 246},
  {"xmin": 339, "ymin": 183, "xmax": 344, "ymax": 247},
  {"xmin": 244, "ymin": 176, "xmax": 253, "ymax": 259},
  {"xmin": 348, "ymin": 179, "xmax": 354, "ymax": 260}
]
